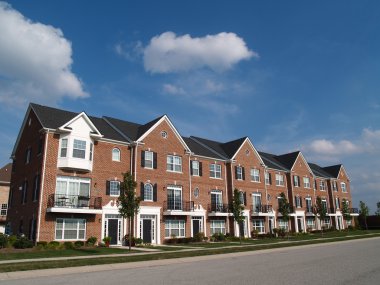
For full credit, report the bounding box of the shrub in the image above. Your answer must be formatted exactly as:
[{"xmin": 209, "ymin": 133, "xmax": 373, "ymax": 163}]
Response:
[
  {"xmin": 278, "ymin": 228, "xmax": 286, "ymax": 238},
  {"xmin": 134, "ymin": 238, "xmax": 143, "ymax": 245},
  {"xmin": 164, "ymin": 238, "xmax": 178, "ymax": 244},
  {"xmin": 13, "ymin": 237, "xmax": 34, "ymax": 249},
  {"xmin": 0, "ymin": 233, "xmax": 8, "ymax": 248},
  {"xmin": 63, "ymin": 242, "xmax": 74, "ymax": 249},
  {"xmin": 203, "ymin": 236, "xmax": 209, "ymax": 242},
  {"xmin": 251, "ymin": 229, "xmax": 259, "ymax": 239},
  {"xmin": 74, "ymin": 241, "xmax": 84, "ymax": 248},
  {"xmin": 36, "ymin": 241, "xmax": 48, "ymax": 249},
  {"xmin": 347, "ymin": 225, "xmax": 355, "ymax": 231},
  {"xmin": 212, "ymin": 233, "xmax": 226, "ymax": 242},
  {"xmin": 226, "ymin": 235, "xmax": 240, "ymax": 242},
  {"xmin": 86, "ymin": 236, "xmax": 97, "ymax": 246},
  {"xmin": 8, "ymin": 235, "xmax": 17, "ymax": 247},
  {"xmin": 193, "ymin": 232, "xmax": 205, "ymax": 242},
  {"xmin": 47, "ymin": 241, "xmax": 60, "ymax": 249}
]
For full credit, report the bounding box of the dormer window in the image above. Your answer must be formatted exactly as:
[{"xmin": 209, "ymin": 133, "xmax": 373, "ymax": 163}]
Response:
[{"xmin": 73, "ymin": 139, "xmax": 86, "ymax": 159}]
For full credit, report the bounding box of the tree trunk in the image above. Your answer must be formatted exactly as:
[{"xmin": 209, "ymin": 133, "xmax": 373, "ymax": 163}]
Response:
[{"xmin": 129, "ymin": 217, "xmax": 132, "ymax": 251}]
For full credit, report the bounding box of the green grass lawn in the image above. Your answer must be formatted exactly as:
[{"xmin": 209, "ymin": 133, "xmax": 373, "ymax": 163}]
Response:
[
  {"xmin": 0, "ymin": 247, "xmax": 138, "ymax": 261},
  {"xmin": 1, "ymin": 232, "xmax": 379, "ymax": 273}
]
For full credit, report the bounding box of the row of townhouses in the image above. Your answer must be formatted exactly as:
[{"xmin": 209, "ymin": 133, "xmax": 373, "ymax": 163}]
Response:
[{"xmin": 6, "ymin": 103, "xmax": 358, "ymax": 245}]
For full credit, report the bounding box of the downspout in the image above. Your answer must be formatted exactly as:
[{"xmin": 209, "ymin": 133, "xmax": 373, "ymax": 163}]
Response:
[
  {"xmin": 189, "ymin": 153, "xmax": 192, "ymax": 203},
  {"xmin": 262, "ymin": 165, "xmax": 269, "ymax": 232},
  {"xmin": 224, "ymin": 161, "xmax": 229, "ymax": 234},
  {"xmin": 36, "ymin": 130, "xmax": 49, "ymax": 242}
]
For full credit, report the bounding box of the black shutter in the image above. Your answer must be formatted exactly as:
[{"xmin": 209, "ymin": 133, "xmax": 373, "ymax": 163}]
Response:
[
  {"xmin": 190, "ymin": 161, "xmax": 193, "ymax": 175},
  {"xmin": 153, "ymin": 152, "xmax": 157, "ymax": 169},
  {"xmin": 243, "ymin": 192, "xmax": 247, "ymax": 206},
  {"xmin": 199, "ymin": 162, "xmax": 203, "ymax": 176},
  {"xmin": 141, "ymin": 151, "xmax": 145, "ymax": 167},
  {"xmin": 235, "ymin": 166, "xmax": 238, "ymax": 179},
  {"xmin": 242, "ymin": 167, "xmax": 245, "ymax": 180},
  {"xmin": 106, "ymin": 181, "xmax": 110, "ymax": 195},
  {"xmin": 300, "ymin": 197, "xmax": 303, "ymax": 208},
  {"xmin": 269, "ymin": 173, "xmax": 272, "ymax": 185},
  {"xmin": 140, "ymin": 182, "xmax": 145, "ymax": 200},
  {"xmin": 153, "ymin": 184, "xmax": 157, "ymax": 202}
]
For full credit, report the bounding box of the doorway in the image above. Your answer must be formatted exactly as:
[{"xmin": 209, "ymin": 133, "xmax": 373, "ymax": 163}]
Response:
[
  {"xmin": 297, "ymin": 217, "xmax": 304, "ymax": 233},
  {"xmin": 104, "ymin": 214, "xmax": 122, "ymax": 245},
  {"xmin": 192, "ymin": 216, "xmax": 203, "ymax": 236},
  {"xmin": 140, "ymin": 215, "xmax": 156, "ymax": 244}
]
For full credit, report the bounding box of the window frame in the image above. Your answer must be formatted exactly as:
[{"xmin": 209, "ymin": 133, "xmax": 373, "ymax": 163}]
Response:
[
  {"xmin": 275, "ymin": 174, "xmax": 284, "ymax": 186},
  {"xmin": 319, "ymin": 180, "xmax": 326, "ymax": 191},
  {"xmin": 236, "ymin": 166, "xmax": 243, "ymax": 180},
  {"xmin": 112, "ymin": 148, "xmax": 120, "ymax": 162},
  {"xmin": 192, "ymin": 160, "xmax": 199, "ymax": 176},
  {"xmin": 72, "ymin": 139, "xmax": 86, "ymax": 159},
  {"xmin": 265, "ymin": 172, "xmax": 271, "ymax": 185},
  {"xmin": 252, "ymin": 219, "xmax": 265, "ymax": 234},
  {"xmin": 341, "ymin": 182, "xmax": 347, "ymax": 193},
  {"xmin": 293, "ymin": 175, "xmax": 300, "ymax": 187},
  {"xmin": 144, "ymin": 183, "xmax": 153, "ymax": 201},
  {"xmin": 144, "ymin": 151, "xmax": 154, "ymax": 169},
  {"xmin": 251, "ymin": 168, "xmax": 260, "ymax": 182},
  {"xmin": 303, "ymin": 177, "xmax": 310, "ymax": 188},
  {"xmin": 210, "ymin": 220, "xmax": 226, "ymax": 235},
  {"xmin": 109, "ymin": 181, "xmax": 120, "ymax": 197},
  {"xmin": 165, "ymin": 220, "xmax": 185, "ymax": 238},
  {"xmin": 60, "ymin": 138, "xmax": 68, "ymax": 158},
  {"xmin": 210, "ymin": 163, "xmax": 222, "ymax": 179},
  {"xmin": 167, "ymin": 155, "xmax": 182, "ymax": 173},
  {"xmin": 55, "ymin": 218, "xmax": 86, "ymax": 241}
]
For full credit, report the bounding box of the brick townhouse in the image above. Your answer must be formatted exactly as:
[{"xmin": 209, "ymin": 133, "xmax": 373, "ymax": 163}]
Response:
[
  {"xmin": 6, "ymin": 103, "xmax": 358, "ymax": 244},
  {"xmin": 0, "ymin": 163, "xmax": 11, "ymax": 233}
]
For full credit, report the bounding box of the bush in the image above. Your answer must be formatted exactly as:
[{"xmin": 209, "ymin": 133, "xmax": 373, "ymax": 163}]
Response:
[
  {"xmin": 134, "ymin": 238, "xmax": 143, "ymax": 245},
  {"xmin": 251, "ymin": 229, "xmax": 259, "ymax": 239},
  {"xmin": 36, "ymin": 241, "xmax": 48, "ymax": 249},
  {"xmin": 13, "ymin": 237, "xmax": 34, "ymax": 249},
  {"xmin": 0, "ymin": 233, "xmax": 8, "ymax": 248},
  {"xmin": 347, "ymin": 225, "xmax": 355, "ymax": 231},
  {"xmin": 74, "ymin": 241, "xmax": 85, "ymax": 248},
  {"xmin": 86, "ymin": 236, "xmax": 97, "ymax": 247},
  {"xmin": 164, "ymin": 238, "xmax": 178, "ymax": 244},
  {"xmin": 212, "ymin": 233, "xmax": 226, "ymax": 242},
  {"xmin": 47, "ymin": 241, "xmax": 60, "ymax": 249},
  {"xmin": 226, "ymin": 236, "xmax": 240, "ymax": 242},
  {"xmin": 193, "ymin": 232, "xmax": 205, "ymax": 242},
  {"xmin": 63, "ymin": 242, "xmax": 74, "ymax": 249},
  {"xmin": 8, "ymin": 235, "xmax": 17, "ymax": 247}
]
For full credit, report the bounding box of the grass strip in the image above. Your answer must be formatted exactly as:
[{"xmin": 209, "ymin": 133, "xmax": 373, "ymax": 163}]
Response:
[{"xmin": 1, "ymin": 233, "xmax": 379, "ymax": 273}]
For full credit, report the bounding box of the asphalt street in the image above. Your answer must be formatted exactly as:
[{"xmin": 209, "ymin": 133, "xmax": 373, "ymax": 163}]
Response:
[{"xmin": 2, "ymin": 237, "xmax": 380, "ymax": 285}]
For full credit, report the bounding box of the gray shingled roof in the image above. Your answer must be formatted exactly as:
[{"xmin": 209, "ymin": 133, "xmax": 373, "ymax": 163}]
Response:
[
  {"xmin": 308, "ymin": 162, "xmax": 334, "ymax": 178},
  {"xmin": 30, "ymin": 103, "xmax": 128, "ymax": 142},
  {"xmin": 323, "ymin": 165, "xmax": 342, "ymax": 178},
  {"xmin": 258, "ymin": 152, "xmax": 289, "ymax": 171},
  {"xmin": 276, "ymin": 151, "xmax": 300, "ymax": 169},
  {"xmin": 182, "ymin": 137, "xmax": 225, "ymax": 159}
]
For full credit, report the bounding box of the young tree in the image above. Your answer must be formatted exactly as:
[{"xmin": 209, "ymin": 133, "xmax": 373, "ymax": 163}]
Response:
[
  {"xmin": 315, "ymin": 196, "xmax": 328, "ymax": 237},
  {"xmin": 277, "ymin": 192, "xmax": 291, "ymax": 238},
  {"xmin": 375, "ymin": 201, "xmax": 380, "ymax": 216},
  {"xmin": 359, "ymin": 201, "xmax": 369, "ymax": 230},
  {"xmin": 230, "ymin": 188, "xmax": 245, "ymax": 244},
  {"xmin": 118, "ymin": 172, "xmax": 141, "ymax": 251},
  {"xmin": 341, "ymin": 199, "xmax": 351, "ymax": 228}
]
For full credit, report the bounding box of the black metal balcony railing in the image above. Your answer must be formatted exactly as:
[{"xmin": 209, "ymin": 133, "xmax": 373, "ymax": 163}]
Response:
[
  {"xmin": 48, "ymin": 194, "xmax": 102, "ymax": 209},
  {"xmin": 350, "ymin": 208, "xmax": 359, "ymax": 214},
  {"xmin": 251, "ymin": 204, "xmax": 273, "ymax": 213},
  {"xmin": 208, "ymin": 203, "xmax": 230, "ymax": 213},
  {"xmin": 163, "ymin": 200, "xmax": 194, "ymax": 211}
]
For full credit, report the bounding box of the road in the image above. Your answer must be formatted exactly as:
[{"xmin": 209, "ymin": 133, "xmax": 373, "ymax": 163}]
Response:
[{"xmin": 2, "ymin": 237, "xmax": 380, "ymax": 285}]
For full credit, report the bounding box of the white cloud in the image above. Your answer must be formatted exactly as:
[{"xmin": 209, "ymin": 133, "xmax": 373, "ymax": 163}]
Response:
[
  {"xmin": 308, "ymin": 139, "xmax": 361, "ymax": 155},
  {"xmin": 162, "ymin": 83, "xmax": 186, "ymax": 95},
  {"xmin": 205, "ymin": 79, "xmax": 224, "ymax": 93},
  {"xmin": 143, "ymin": 31, "xmax": 257, "ymax": 73},
  {"xmin": 0, "ymin": 2, "xmax": 88, "ymax": 107},
  {"xmin": 114, "ymin": 41, "xmax": 143, "ymax": 61}
]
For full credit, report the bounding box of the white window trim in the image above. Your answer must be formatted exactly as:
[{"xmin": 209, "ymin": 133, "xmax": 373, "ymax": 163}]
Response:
[
  {"xmin": 294, "ymin": 175, "xmax": 300, "ymax": 187},
  {"xmin": 144, "ymin": 151, "xmax": 154, "ymax": 169},
  {"xmin": 236, "ymin": 166, "xmax": 243, "ymax": 180},
  {"xmin": 55, "ymin": 218, "xmax": 86, "ymax": 241},
  {"xmin": 251, "ymin": 168, "xmax": 260, "ymax": 183},
  {"xmin": 192, "ymin": 161, "xmax": 200, "ymax": 176},
  {"xmin": 210, "ymin": 220, "xmax": 226, "ymax": 235},
  {"xmin": 144, "ymin": 183, "xmax": 153, "ymax": 201},
  {"xmin": 275, "ymin": 174, "xmax": 284, "ymax": 187},
  {"xmin": 341, "ymin": 182, "xmax": 347, "ymax": 193},
  {"xmin": 303, "ymin": 177, "xmax": 311, "ymax": 188},
  {"xmin": 112, "ymin": 148, "xmax": 121, "ymax": 162},
  {"xmin": 210, "ymin": 163, "xmax": 222, "ymax": 179},
  {"xmin": 167, "ymin": 155, "xmax": 182, "ymax": 173},
  {"xmin": 109, "ymin": 181, "xmax": 120, "ymax": 197},
  {"xmin": 165, "ymin": 220, "xmax": 185, "ymax": 238},
  {"xmin": 252, "ymin": 219, "xmax": 265, "ymax": 234}
]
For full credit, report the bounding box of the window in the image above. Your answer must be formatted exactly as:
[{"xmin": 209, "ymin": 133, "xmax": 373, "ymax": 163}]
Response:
[
  {"xmin": 1, "ymin": 204, "xmax": 7, "ymax": 216},
  {"xmin": 167, "ymin": 186, "xmax": 182, "ymax": 210},
  {"xmin": 210, "ymin": 220, "xmax": 226, "ymax": 235},
  {"xmin": 55, "ymin": 218, "xmax": 86, "ymax": 240},
  {"xmin": 306, "ymin": 218, "xmax": 315, "ymax": 229},
  {"xmin": 341, "ymin": 182, "xmax": 347, "ymax": 193},
  {"xmin": 320, "ymin": 180, "xmax": 326, "ymax": 191},
  {"xmin": 73, "ymin": 139, "xmax": 86, "ymax": 159},
  {"xmin": 321, "ymin": 199, "xmax": 328, "ymax": 210},
  {"xmin": 252, "ymin": 219, "xmax": 265, "ymax": 233},
  {"xmin": 251, "ymin": 169, "xmax": 260, "ymax": 182},
  {"xmin": 60, "ymin": 138, "xmax": 68, "ymax": 157},
  {"xmin": 25, "ymin": 147, "xmax": 31, "ymax": 164},
  {"xmin": 323, "ymin": 218, "xmax": 331, "ymax": 228},
  {"xmin": 236, "ymin": 166, "xmax": 243, "ymax": 180},
  {"xmin": 33, "ymin": 174, "xmax": 40, "ymax": 201},
  {"xmin": 265, "ymin": 172, "xmax": 271, "ymax": 185},
  {"xmin": 210, "ymin": 163, "xmax": 222, "ymax": 179},
  {"xmin": 306, "ymin": 198, "xmax": 312, "ymax": 213},
  {"xmin": 293, "ymin": 175, "xmax": 300, "ymax": 187},
  {"xmin": 252, "ymin": 193, "xmax": 262, "ymax": 212},
  {"xmin": 332, "ymin": 181, "xmax": 338, "ymax": 192},
  {"xmin": 194, "ymin": 187, "xmax": 199, "ymax": 198},
  {"xmin": 210, "ymin": 190, "xmax": 223, "ymax": 211},
  {"xmin": 109, "ymin": 181, "xmax": 120, "ymax": 196},
  {"xmin": 295, "ymin": 196, "xmax": 302, "ymax": 208},
  {"xmin": 56, "ymin": 176, "xmax": 90, "ymax": 199},
  {"xmin": 275, "ymin": 174, "xmax": 284, "ymax": 186},
  {"xmin": 303, "ymin": 177, "xmax": 310, "ymax": 188},
  {"xmin": 161, "ymin": 131, "xmax": 168, "ymax": 139},
  {"xmin": 144, "ymin": 151, "xmax": 154, "ymax": 168},
  {"xmin": 239, "ymin": 191, "xmax": 245, "ymax": 205},
  {"xmin": 191, "ymin": 161, "xmax": 199, "ymax": 176},
  {"xmin": 144, "ymin": 183, "xmax": 153, "ymax": 201},
  {"xmin": 21, "ymin": 180, "xmax": 28, "ymax": 204},
  {"xmin": 278, "ymin": 219, "xmax": 288, "ymax": 230},
  {"xmin": 335, "ymin": 197, "xmax": 340, "ymax": 209},
  {"xmin": 165, "ymin": 220, "xmax": 185, "ymax": 238},
  {"xmin": 89, "ymin": 143, "xmax": 93, "ymax": 161},
  {"xmin": 167, "ymin": 155, "xmax": 182, "ymax": 172}
]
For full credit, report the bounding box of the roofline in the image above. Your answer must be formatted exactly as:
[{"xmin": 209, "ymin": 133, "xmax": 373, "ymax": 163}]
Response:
[
  {"xmin": 58, "ymin": 112, "xmax": 103, "ymax": 138},
  {"xmin": 290, "ymin": 152, "xmax": 314, "ymax": 176},
  {"xmin": 190, "ymin": 153, "xmax": 228, "ymax": 162},
  {"xmin": 137, "ymin": 115, "xmax": 191, "ymax": 152},
  {"xmin": 102, "ymin": 117, "xmax": 134, "ymax": 143},
  {"xmin": 231, "ymin": 137, "xmax": 265, "ymax": 165},
  {"xmin": 189, "ymin": 137, "xmax": 229, "ymax": 160},
  {"xmin": 98, "ymin": 137, "xmax": 131, "ymax": 146}
]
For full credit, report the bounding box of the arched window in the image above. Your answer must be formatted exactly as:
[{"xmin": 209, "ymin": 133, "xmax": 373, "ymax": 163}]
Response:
[
  {"xmin": 144, "ymin": 183, "xmax": 153, "ymax": 201},
  {"xmin": 112, "ymin": 148, "xmax": 120, "ymax": 161}
]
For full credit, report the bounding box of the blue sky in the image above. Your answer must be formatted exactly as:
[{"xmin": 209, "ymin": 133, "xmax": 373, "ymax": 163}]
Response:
[{"xmin": 0, "ymin": 0, "xmax": 379, "ymax": 212}]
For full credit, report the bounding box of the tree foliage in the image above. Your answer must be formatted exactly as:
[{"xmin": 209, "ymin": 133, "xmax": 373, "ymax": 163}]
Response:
[
  {"xmin": 118, "ymin": 172, "xmax": 140, "ymax": 250},
  {"xmin": 341, "ymin": 199, "xmax": 351, "ymax": 222},
  {"xmin": 359, "ymin": 201, "xmax": 369, "ymax": 230},
  {"xmin": 315, "ymin": 196, "xmax": 328, "ymax": 236},
  {"xmin": 375, "ymin": 201, "xmax": 380, "ymax": 216},
  {"xmin": 230, "ymin": 188, "xmax": 245, "ymax": 244},
  {"xmin": 277, "ymin": 192, "xmax": 290, "ymax": 222}
]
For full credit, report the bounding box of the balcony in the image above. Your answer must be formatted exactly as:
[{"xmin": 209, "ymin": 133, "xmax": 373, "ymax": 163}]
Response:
[
  {"xmin": 251, "ymin": 204, "xmax": 273, "ymax": 216},
  {"xmin": 207, "ymin": 203, "xmax": 231, "ymax": 217},
  {"xmin": 350, "ymin": 208, "xmax": 359, "ymax": 215},
  {"xmin": 47, "ymin": 194, "xmax": 102, "ymax": 214},
  {"xmin": 163, "ymin": 200, "xmax": 194, "ymax": 215},
  {"xmin": 57, "ymin": 157, "xmax": 93, "ymax": 172}
]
